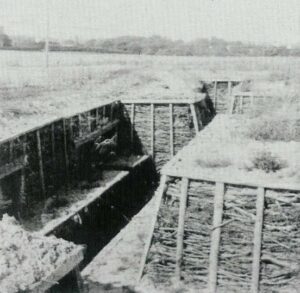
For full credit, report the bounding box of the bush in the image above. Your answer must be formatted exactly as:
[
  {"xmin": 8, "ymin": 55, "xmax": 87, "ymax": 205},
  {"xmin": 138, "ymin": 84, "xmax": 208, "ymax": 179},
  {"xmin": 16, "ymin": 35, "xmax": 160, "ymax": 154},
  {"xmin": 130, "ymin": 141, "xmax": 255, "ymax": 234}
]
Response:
[
  {"xmin": 251, "ymin": 150, "xmax": 286, "ymax": 173},
  {"xmin": 247, "ymin": 117, "xmax": 298, "ymax": 142}
]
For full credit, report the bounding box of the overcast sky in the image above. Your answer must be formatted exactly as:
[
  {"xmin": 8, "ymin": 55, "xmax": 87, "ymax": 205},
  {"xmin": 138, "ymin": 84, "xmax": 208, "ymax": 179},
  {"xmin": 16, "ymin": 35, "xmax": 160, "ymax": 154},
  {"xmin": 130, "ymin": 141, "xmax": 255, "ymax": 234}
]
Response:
[{"xmin": 0, "ymin": 0, "xmax": 299, "ymax": 45}]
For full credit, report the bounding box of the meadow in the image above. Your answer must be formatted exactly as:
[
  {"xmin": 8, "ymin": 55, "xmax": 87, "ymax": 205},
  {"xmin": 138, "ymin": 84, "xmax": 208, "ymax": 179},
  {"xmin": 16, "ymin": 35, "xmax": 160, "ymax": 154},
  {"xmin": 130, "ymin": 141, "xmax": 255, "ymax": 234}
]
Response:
[{"xmin": 0, "ymin": 49, "xmax": 299, "ymax": 139}]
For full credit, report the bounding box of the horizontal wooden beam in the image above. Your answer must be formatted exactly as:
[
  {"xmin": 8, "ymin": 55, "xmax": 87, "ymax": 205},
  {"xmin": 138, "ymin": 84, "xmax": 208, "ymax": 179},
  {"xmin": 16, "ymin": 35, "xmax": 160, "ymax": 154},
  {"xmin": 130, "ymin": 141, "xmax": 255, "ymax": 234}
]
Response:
[
  {"xmin": 102, "ymin": 155, "xmax": 150, "ymax": 171},
  {"xmin": 0, "ymin": 156, "xmax": 26, "ymax": 180},
  {"xmin": 162, "ymin": 169, "xmax": 300, "ymax": 192},
  {"xmin": 0, "ymin": 100, "xmax": 120, "ymax": 145},
  {"xmin": 40, "ymin": 171, "xmax": 129, "ymax": 236},
  {"xmin": 123, "ymin": 95, "xmax": 206, "ymax": 105},
  {"xmin": 74, "ymin": 119, "xmax": 119, "ymax": 148}
]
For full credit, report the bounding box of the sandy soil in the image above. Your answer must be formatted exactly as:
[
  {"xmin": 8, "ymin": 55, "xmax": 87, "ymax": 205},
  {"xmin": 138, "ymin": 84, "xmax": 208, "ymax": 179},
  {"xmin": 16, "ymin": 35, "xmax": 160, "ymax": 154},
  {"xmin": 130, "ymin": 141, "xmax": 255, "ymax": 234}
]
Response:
[{"xmin": 0, "ymin": 214, "xmax": 81, "ymax": 293}]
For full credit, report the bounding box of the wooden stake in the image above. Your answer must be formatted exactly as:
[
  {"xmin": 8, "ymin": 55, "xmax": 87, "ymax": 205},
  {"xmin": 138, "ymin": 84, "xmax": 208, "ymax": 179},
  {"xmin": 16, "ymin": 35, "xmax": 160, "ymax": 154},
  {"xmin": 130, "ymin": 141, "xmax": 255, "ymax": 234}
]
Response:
[
  {"xmin": 190, "ymin": 104, "xmax": 200, "ymax": 133},
  {"xmin": 207, "ymin": 182, "xmax": 225, "ymax": 293},
  {"xmin": 169, "ymin": 104, "xmax": 174, "ymax": 157},
  {"xmin": 251, "ymin": 187, "xmax": 265, "ymax": 293},
  {"xmin": 19, "ymin": 141, "xmax": 27, "ymax": 219},
  {"xmin": 137, "ymin": 175, "xmax": 168, "ymax": 282},
  {"xmin": 228, "ymin": 81, "xmax": 232, "ymax": 96},
  {"xmin": 95, "ymin": 107, "xmax": 99, "ymax": 127},
  {"xmin": 36, "ymin": 130, "xmax": 46, "ymax": 199},
  {"xmin": 130, "ymin": 103, "xmax": 135, "ymax": 145},
  {"xmin": 78, "ymin": 114, "xmax": 82, "ymax": 137},
  {"xmin": 228, "ymin": 95, "xmax": 235, "ymax": 114},
  {"xmin": 9, "ymin": 140, "xmax": 14, "ymax": 161},
  {"xmin": 88, "ymin": 111, "xmax": 92, "ymax": 132},
  {"xmin": 51, "ymin": 123, "xmax": 56, "ymax": 190},
  {"xmin": 150, "ymin": 103, "xmax": 154, "ymax": 158},
  {"xmin": 62, "ymin": 119, "xmax": 70, "ymax": 190},
  {"xmin": 175, "ymin": 177, "xmax": 189, "ymax": 281},
  {"xmin": 213, "ymin": 81, "xmax": 217, "ymax": 109},
  {"xmin": 240, "ymin": 95, "xmax": 244, "ymax": 114}
]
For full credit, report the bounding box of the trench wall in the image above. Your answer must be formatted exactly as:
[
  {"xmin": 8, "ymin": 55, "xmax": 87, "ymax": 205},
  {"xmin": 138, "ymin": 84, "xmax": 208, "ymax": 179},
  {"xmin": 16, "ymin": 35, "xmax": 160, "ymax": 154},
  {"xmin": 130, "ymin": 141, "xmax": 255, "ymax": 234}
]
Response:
[
  {"xmin": 122, "ymin": 96, "xmax": 214, "ymax": 170},
  {"xmin": 141, "ymin": 175, "xmax": 300, "ymax": 292},
  {"xmin": 0, "ymin": 100, "xmax": 121, "ymax": 220},
  {"xmin": 204, "ymin": 80, "xmax": 241, "ymax": 113},
  {"xmin": 0, "ymin": 96, "xmax": 214, "ymax": 222}
]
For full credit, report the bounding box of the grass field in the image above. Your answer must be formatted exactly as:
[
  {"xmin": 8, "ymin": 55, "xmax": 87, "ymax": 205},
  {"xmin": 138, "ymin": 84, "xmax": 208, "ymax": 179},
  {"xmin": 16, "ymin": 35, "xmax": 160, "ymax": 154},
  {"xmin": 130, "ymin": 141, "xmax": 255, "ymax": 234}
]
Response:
[{"xmin": 0, "ymin": 50, "xmax": 299, "ymax": 139}]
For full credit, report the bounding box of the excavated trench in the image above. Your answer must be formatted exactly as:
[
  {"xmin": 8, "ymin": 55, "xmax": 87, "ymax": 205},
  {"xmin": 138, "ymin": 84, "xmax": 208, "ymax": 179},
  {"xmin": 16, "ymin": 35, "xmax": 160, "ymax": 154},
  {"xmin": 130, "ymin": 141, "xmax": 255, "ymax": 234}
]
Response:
[{"xmin": 0, "ymin": 88, "xmax": 219, "ymax": 292}]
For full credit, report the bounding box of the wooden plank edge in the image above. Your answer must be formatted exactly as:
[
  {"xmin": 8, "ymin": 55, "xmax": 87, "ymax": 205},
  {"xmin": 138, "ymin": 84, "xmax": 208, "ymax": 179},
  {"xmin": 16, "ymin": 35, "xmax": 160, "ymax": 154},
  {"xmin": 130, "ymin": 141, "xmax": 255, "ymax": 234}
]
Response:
[
  {"xmin": 137, "ymin": 175, "xmax": 168, "ymax": 282},
  {"xmin": 175, "ymin": 177, "xmax": 189, "ymax": 281},
  {"xmin": 0, "ymin": 100, "xmax": 120, "ymax": 145},
  {"xmin": 40, "ymin": 171, "xmax": 129, "ymax": 236},
  {"xmin": 161, "ymin": 170, "xmax": 300, "ymax": 192},
  {"xmin": 122, "ymin": 95, "xmax": 206, "ymax": 105},
  {"xmin": 207, "ymin": 182, "xmax": 225, "ymax": 293},
  {"xmin": 250, "ymin": 187, "xmax": 265, "ymax": 293}
]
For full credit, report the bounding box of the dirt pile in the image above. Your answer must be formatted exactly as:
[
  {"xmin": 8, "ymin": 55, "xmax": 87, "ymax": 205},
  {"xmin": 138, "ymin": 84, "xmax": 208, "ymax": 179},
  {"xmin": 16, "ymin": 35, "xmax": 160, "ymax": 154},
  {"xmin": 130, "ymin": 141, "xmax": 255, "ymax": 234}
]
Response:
[{"xmin": 0, "ymin": 214, "xmax": 79, "ymax": 293}]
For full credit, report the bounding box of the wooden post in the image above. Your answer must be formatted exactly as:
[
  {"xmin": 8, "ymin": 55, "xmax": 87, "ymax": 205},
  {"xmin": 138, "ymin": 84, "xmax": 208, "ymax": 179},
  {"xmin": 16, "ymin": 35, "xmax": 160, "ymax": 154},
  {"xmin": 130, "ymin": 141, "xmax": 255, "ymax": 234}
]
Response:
[
  {"xmin": 228, "ymin": 94, "xmax": 235, "ymax": 114},
  {"xmin": 150, "ymin": 103, "xmax": 155, "ymax": 158},
  {"xmin": 190, "ymin": 104, "xmax": 200, "ymax": 133},
  {"xmin": 62, "ymin": 119, "xmax": 70, "ymax": 190},
  {"xmin": 251, "ymin": 187, "xmax": 265, "ymax": 293},
  {"xmin": 169, "ymin": 104, "xmax": 174, "ymax": 157},
  {"xmin": 207, "ymin": 182, "xmax": 225, "ymax": 293},
  {"xmin": 213, "ymin": 81, "xmax": 217, "ymax": 109},
  {"xmin": 88, "ymin": 111, "xmax": 92, "ymax": 132},
  {"xmin": 36, "ymin": 130, "xmax": 46, "ymax": 199},
  {"xmin": 9, "ymin": 140, "xmax": 14, "ymax": 161},
  {"xmin": 19, "ymin": 141, "xmax": 27, "ymax": 219},
  {"xmin": 175, "ymin": 177, "xmax": 189, "ymax": 281},
  {"xmin": 228, "ymin": 81, "xmax": 232, "ymax": 96},
  {"xmin": 130, "ymin": 103, "xmax": 135, "ymax": 145},
  {"xmin": 95, "ymin": 107, "xmax": 99, "ymax": 128},
  {"xmin": 240, "ymin": 95, "xmax": 244, "ymax": 114},
  {"xmin": 78, "ymin": 114, "xmax": 82, "ymax": 137},
  {"xmin": 51, "ymin": 123, "xmax": 56, "ymax": 190},
  {"xmin": 137, "ymin": 175, "xmax": 168, "ymax": 282}
]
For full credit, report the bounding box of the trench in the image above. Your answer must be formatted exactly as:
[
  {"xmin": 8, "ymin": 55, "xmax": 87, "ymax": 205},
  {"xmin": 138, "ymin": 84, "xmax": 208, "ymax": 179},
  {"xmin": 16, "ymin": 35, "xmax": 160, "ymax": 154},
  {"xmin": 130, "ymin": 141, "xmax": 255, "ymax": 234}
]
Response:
[{"xmin": 0, "ymin": 89, "xmax": 219, "ymax": 292}]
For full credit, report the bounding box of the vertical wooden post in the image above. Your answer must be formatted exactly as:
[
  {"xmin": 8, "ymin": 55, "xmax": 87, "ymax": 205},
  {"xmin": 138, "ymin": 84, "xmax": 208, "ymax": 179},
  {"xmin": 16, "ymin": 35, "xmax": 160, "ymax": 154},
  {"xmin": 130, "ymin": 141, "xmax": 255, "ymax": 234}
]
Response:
[
  {"xmin": 228, "ymin": 94, "xmax": 235, "ymax": 114},
  {"xmin": 213, "ymin": 81, "xmax": 217, "ymax": 110},
  {"xmin": 190, "ymin": 104, "xmax": 200, "ymax": 133},
  {"xmin": 169, "ymin": 104, "xmax": 174, "ymax": 157},
  {"xmin": 240, "ymin": 95, "xmax": 244, "ymax": 114},
  {"xmin": 137, "ymin": 175, "xmax": 168, "ymax": 282},
  {"xmin": 19, "ymin": 141, "xmax": 27, "ymax": 219},
  {"xmin": 228, "ymin": 81, "xmax": 232, "ymax": 96},
  {"xmin": 110, "ymin": 103, "xmax": 114, "ymax": 121},
  {"xmin": 9, "ymin": 140, "xmax": 14, "ymax": 161},
  {"xmin": 51, "ymin": 123, "xmax": 56, "ymax": 190},
  {"xmin": 175, "ymin": 177, "xmax": 189, "ymax": 281},
  {"xmin": 208, "ymin": 182, "xmax": 225, "ymax": 293},
  {"xmin": 251, "ymin": 187, "xmax": 265, "ymax": 293},
  {"xmin": 130, "ymin": 103, "xmax": 135, "ymax": 145},
  {"xmin": 36, "ymin": 130, "xmax": 46, "ymax": 199},
  {"xmin": 78, "ymin": 114, "xmax": 82, "ymax": 137},
  {"xmin": 62, "ymin": 119, "xmax": 70, "ymax": 190},
  {"xmin": 88, "ymin": 111, "xmax": 92, "ymax": 132},
  {"xmin": 95, "ymin": 107, "xmax": 99, "ymax": 128},
  {"xmin": 150, "ymin": 103, "xmax": 155, "ymax": 158}
]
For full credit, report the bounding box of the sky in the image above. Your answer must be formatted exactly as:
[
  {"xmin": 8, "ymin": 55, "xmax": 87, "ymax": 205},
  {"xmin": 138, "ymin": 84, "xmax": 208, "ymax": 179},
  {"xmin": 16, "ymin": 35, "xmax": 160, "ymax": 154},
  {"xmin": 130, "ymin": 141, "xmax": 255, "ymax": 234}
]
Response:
[{"xmin": 0, "ymin": 0, "xmax": 299, "ymax": 45}]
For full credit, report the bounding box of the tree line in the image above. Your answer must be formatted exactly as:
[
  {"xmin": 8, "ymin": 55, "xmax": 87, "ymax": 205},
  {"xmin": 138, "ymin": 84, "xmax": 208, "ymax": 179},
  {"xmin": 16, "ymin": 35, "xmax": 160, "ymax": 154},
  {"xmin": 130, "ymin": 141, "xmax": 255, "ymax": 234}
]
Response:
[{"xmin": 1, "ymin": 34, "xmax": 300, "ymax": 56}]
